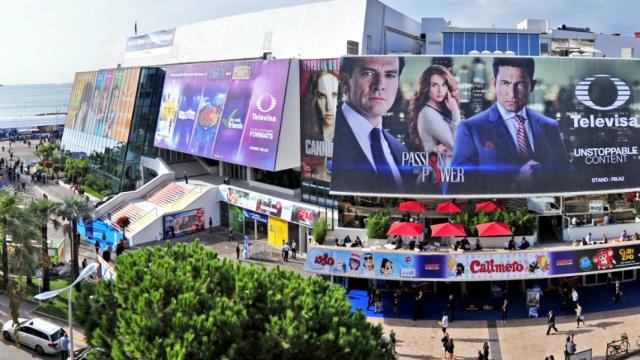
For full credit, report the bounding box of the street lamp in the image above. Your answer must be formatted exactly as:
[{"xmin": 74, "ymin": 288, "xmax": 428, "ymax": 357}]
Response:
[{"xmin": 34, "ymin": 262, "xmax": 98, "ymax": 360}]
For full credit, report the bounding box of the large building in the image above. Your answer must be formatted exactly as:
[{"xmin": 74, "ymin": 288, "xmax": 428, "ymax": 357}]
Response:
[{"xmin": 62, "ymin": 0, "xmax": 640, "ymax": 301}]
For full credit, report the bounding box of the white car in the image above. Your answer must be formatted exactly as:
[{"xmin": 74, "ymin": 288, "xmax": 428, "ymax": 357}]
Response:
[{"xmin": 2, "ymin": 317, "xmax": 66, "ymax": 355}]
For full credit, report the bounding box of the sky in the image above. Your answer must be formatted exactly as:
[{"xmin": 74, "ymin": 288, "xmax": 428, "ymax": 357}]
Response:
[{"xmin": 2, "ymin": 0, "xmax": 638, "ymax": 85}]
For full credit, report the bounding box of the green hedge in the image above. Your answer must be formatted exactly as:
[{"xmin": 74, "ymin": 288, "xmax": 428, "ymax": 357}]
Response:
[
  {"xmin": 452, "ymin": 208, "xmax": 536, "ymax": 236},
  {"xmin": 367, "ymin": 211, "xmax": 391, "ymax": 239}
]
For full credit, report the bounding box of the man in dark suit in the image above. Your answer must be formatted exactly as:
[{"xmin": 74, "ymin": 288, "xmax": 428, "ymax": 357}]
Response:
[
  {"xmin": 451, "ymin": 57, "xmax": 570, "ymax": 194},
  {"xmin": 331, "ymin": 56, "xmax": 412, "ymax": 194}
]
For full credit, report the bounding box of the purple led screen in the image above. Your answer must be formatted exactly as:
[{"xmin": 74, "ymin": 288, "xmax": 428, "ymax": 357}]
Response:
[{"xmin": 154, "ymin": 59, "xmax": 290, "ymax": 170}]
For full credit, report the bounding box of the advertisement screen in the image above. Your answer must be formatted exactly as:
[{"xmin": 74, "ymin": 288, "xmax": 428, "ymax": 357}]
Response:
[
  {"xmin": 65, "ymin": 71, "xmax": 97, "ymax": 129},
  {"xmin": 299, "ymin": 59, "xmax": 340, "ymax": 183},
  {"xmin": 304, "ymin": 242, "xmax": 640, "ymax": 281},
  {"xmin": 154, "ymin": 59, "xmax": 290, "ymax": 170},
  {"xmin": 124, "ymin": 28, "xmax": 175, "ymax": 58},
  {"xmin": 330, "ymin": 56, "xmax": 640, "ymax": 197},
  {"xmin": 163, "ymin": 208, "xmax": 205, "ymax": 238}
]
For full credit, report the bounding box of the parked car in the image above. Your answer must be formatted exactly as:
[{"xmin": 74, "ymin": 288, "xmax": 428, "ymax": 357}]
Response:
[
  {"xmin": 74, "ymin": 346, "xmax": 107, "ymax": 360},
  {"xmin": 94, "ymin": 194, "xmax": 115, "ymax": 209},
  {"xmin": 2, "ymin": 317, "xmax": 65, "ymax": 355}
]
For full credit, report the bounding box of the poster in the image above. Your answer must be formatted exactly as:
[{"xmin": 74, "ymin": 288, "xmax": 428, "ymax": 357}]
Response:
[{"xmin": 162, "ymin": 208, "xmax": 205, "ymax": 238}]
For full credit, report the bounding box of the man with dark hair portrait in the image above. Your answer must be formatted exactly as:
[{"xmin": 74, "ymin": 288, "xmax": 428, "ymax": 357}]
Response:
[
  {"xmin": 451, "ymin": 57, "xmax": 570, "ymax": 193},
  {"xmin": 332, "ymin": 56, "xmax": 412, "ymax": 193}
]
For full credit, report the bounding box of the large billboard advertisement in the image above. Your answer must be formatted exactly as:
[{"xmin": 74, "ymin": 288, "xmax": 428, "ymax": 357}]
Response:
[
  {"xmin": 300, "ymin": 59, "xmax": 340, "ymax": 183},
  {"xmin": 304, "ymin": 242, "xmax": 640, "ymax": 281},
  {"xmin": 153, "ymin": 59, "xmax": 290, "ymax": 170},
  {"xmin": 63, "ymin": 68, "xmax": 141, "ymax": 143},
  {"xmin": 163, "ymin": 208, "xmax": 205, "ymax": 238},
  {"xmin": 124, "ymin": 28, "xmax": 175, "ymax": 59},
  {"xmin": 330, "ymin": 56, "xmax": 640, "ymax": 197}
]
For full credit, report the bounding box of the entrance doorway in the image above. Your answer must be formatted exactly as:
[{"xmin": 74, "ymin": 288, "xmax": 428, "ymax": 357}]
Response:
[{"xmin": 538, "ymin": 215, "xmax": 562, "ymax": 243}]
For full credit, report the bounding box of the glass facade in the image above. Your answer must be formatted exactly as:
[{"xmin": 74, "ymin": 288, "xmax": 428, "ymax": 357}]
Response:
[{"xmin": 443, "ymin": 32, "xmax": 541, "ymax": 56}]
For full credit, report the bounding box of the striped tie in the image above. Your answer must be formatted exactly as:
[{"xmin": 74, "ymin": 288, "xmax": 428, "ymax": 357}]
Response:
[{"xmin": 514, "ymin": 114, "xmax": 532, "ymax": 162}]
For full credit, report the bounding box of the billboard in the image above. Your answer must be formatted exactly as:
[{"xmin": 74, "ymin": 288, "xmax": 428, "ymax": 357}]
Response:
[
  {"xmin": 304, "ymin": 242, "xmax": 640, "ymax": 281},
  {"xmin": 154, "ymin": 59, "xmax": 290, "ymax": 170},
  {"xmin": 63, "ymin": 68, "xmax": 141, "ymax": 142},
  {"xmin": 299, "ymin": 59, "xmax": 340, "ymax": 183},
  {"xmin": 124, "ymin": 28, "xmax": 175, "ymax": 58},
  {"xmin": 163, "ymin": 208, "xmax": 205, "ymax": 238},
  {"xmin": 330, "ymin": 56, "xmax": 640, "ymax": 197}
]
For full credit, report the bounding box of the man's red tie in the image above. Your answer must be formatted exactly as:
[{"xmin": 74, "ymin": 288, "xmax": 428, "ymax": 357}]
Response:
[{"xmin": 514, "ymin": 114, "xmax": 532, "ymax": 162}]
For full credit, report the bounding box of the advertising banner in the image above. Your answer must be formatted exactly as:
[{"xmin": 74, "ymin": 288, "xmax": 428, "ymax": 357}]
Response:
[
  {"xmin": 219, "ymin": 185, "xmax": 323, "ymax": 227},
  {"xmin": 163, "ymin": 208, "xmax": 205, "ymax": 238},
  {"xmin": 124, "ymin": 28, "xmax": 175, "ymax": 58},
  {"xmin": 303, "ymin": 242, "xmax": 640, "ymax": 281},
  {"xmin": 299, "ymin": 59, "xmax": 340, "ymax": 183},
  {"xmin": 65, "ymin": 72, "xmax": 97, "ymax": 130},
  {"xmin": 243, "ymin": 209, "xmax": 268, "ymax": 223},
  {"xmin": 154, "ymin": 59, "xmax": 290, "ymax": 170},
  {"xmin": 330, "ymin": 56, "xmax": 640, "ymax": 197}
]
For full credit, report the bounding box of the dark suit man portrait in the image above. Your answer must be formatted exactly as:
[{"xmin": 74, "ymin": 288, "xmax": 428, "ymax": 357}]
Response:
[
  {"xmin": 331, "ymin": 56, "xmax": 412, "ymax": 194},
  {"xmin": 451, "ymin": 57, "xmax": 571, "ymax": 194}
]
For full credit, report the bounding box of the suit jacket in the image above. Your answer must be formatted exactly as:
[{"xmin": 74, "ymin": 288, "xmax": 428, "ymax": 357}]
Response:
[
  {"xmin": 451, "ymin": 103, "xmax": 570, "ymax": 194},
  {"xmin": 331, "ymin": 106, "xmax": 412, "ymax": 194}
]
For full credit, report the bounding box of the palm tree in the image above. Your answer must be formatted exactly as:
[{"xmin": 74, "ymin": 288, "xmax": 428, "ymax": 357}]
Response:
[
  {"xmin": 0, "ymin": 188, "xmax": 24, "ymax": 291},
  {"xmin": 28, "ymin": 198, "xmax": 61, "ymax": 292},
  {"xmin": 7, "ymin": 208, "xmax": 40, "ymax": 334},
  {"xmin": 56, "ymin": 195, "xmax": 93, "ymax": 291}
]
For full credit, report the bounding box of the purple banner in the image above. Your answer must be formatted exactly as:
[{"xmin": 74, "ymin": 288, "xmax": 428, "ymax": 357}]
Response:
[{"xmin": 154, "ymin": 59, "xmax": 290, "ymax": 170}]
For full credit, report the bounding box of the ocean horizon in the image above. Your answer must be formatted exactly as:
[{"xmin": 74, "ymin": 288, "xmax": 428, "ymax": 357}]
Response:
[{"xmin": 0, "ymin": 83, "xmax": 72, "ymax": 119}]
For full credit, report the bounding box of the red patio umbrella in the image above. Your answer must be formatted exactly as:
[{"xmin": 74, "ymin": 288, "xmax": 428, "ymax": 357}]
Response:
[
  {"xmin": 476, "ymin": 222, "xmax": 512, "ymax": 236},
  {"xmin": 398, "ymin": 201, "xmax": 427, "ymax": 212},
  {"xmin": 387, "ymin": 222, "xmax": 423, "ymax": 237},
  {"xmin": 430, "ymin": 223, "xmax": 467, "ymax": 237},
  {"xmin": 475, "ymin": 201, "xmax": 499, "ymax": 213},
  {"xmin": 435, "ymin": 201, "xmax": 462, "ymax": 213}
]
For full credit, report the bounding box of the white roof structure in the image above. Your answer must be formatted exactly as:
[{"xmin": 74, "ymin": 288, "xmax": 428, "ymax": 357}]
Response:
[{"xmin": 0, "ymin": 114, "xmax": 65, "ymax": 130}]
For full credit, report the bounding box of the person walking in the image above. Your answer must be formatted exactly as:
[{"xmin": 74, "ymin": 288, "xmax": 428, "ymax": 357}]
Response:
[
  {"xmin": 101, "ymin": 232, "xmax": 107, "ymax": 246},
  {"xmin": 236, "ymin": 242, "xmax": 240, "ymax": 260},
  {"xmin": 367, "ymin": 285, "xmax": 375, "ymax": 311},
  {"xmin": 441, "ymin": 332, "xmax": 450, "ymax": 358},
  {"xmin": 393, "ymin": 291, "xmax": 400, "ymax": 314},
  {"xmin": 116, "ymin": 240, "xmax": 125, "ymax": 257},
  {"xmin": 447, "ymin": 294, "xmax": 456, "ymax": 322},
  {"xmin": 483, "ymin": 342, "xmax": 490, "ymax": 360},
  {"xmin": 445, "ymin": 337, "xmax": 455, "ymax": 360},
  {"xmin": 60, "ymin": 334, "xmax": 70, "ymax": 360},
  {"xmin": 388, "ymin": 329, "xmax": 396, "ymax": 354},
  {"xmin": 183, "ymin": 170, "xmax": 189, "ymax": 184},
  {"xmin": 441, "ymin": 311, "xmax": 449, "ymax": 334},
  {"xmin": 547, "ymin": 310, "xmax": 559, "ymax": 335},
  {"xmin": 564, "ymin": 334, "xmax": 576, "ymax": 359},
  {"xmin": 614, "ymin": 286, "xmax": 623, "ymax": 304},
  {"xmin": 94, "ymin": 238, "xmax": 101, "ymax": 254},
  {"xmin": 291, "ymin": 241, "xmax": 297, "ymax": 259},
  {"xmin": 575, "ymin": 303, "xmax": 585, "ymax": 328},
  {"xmin": 209, "ymin": 217, "xmax": 213, "ymax": 233},
  {"xmin": 501, "ymin": 298, "xmax": 509, "ymax": 324},
  {"xmin": 228, "ymin": 227, "xmax": 234, "ymax": 242},
  {"xmin": 571, "ymin": 288, "xmax": 579, "ymax": 310},
  {"xmin": 283, "ymin": 241, "xmax": 290, "ymax": 262}
]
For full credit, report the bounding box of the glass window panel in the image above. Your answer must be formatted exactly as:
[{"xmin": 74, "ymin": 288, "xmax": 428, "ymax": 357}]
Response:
[
  {"xmin": 530, "ymin": 34, "xmax": 540, "ymax": 55},
  {"xmin": 475, "ymin": 32, "xmax": 486, "ymax": 51},
  {"xmin": 497, "ymin": 34, "xmax": 508, "ymax": 52},
  {"xmin": 443, "ymin": 33, "xmax": 453, "ymax": 55},
  {"xmin": 453, "ymin": 33, "xmax": 464, "ymax": 54},
  {"xmin": 507, "ymin": 33, "xmax": 518, "ymax": 52},
  {"xmin": 518, "ymin": 34, "xmax": 529, "ymax": 55},
  {"xmin": 487, "ymin": 33, "xmax": 497, "ymax": 52},
  {"xmin": 464, "ymin": 32, "xmax": 475, "ymax": 54}
]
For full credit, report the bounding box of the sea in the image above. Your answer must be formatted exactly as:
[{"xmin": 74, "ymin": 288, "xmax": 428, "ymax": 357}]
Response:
[{"xmin": 0, "ymin": 83, "xmax": 72, "ymax": 119}]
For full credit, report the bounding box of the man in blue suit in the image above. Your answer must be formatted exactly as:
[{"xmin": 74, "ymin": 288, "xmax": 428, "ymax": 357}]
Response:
[
  {"xmin": 331, "ymin": 56, "xmax": 412, "ymax": 194},
  {"xmin": 451, "ymin": 57, "xmax": 570, "ymax": 194}
]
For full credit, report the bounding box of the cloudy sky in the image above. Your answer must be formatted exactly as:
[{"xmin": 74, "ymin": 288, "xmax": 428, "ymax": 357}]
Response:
[{"xmin": 2, "ymin": 0, "xmax": 637, "ymax": 85}]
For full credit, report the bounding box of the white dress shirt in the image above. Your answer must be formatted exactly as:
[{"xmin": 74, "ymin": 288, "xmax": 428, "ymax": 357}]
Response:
[
  {"xmin": 342, "ymin": 102, "xmax": 402, "ymax": 186},
  {"xmin": 496, "ymin": 103, "xmax": 535, "ymax": 154}
]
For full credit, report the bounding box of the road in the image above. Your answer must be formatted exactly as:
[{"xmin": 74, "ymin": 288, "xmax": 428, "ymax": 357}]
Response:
[{"xmin": 0, "ymin": 293, "xmax": 85, "ymax": 360}]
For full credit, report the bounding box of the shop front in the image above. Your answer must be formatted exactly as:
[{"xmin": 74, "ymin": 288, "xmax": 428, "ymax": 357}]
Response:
[{"xmin": 219, "ymin": 185, "xmax": 324, "ymax": 255}]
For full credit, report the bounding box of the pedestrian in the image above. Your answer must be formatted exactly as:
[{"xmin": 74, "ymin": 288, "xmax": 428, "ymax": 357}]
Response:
[
  {"xmin": 564, "ymin": 334, "xmax": 576, "ymax": 359},
  {"xmin": 393, "ymin": 291, "xmax": 400, "ymax": 314},
  {"xmin": 367, "ymin": 285, "xmax": 375, "ymax": 311},
  {"xmin": 281, "ymin": 240, "xmax": 286, "ymax": 260},
  {"xmin": 183, "ymin": 169, "xmax": 189, "ymax": 184},
  {"xmin": 547, "ymin": 310, "xmax": 558, "ymax": 335},
  {"xmin": 447, "ymin": 293, "xmax": 456, "ymax": 322},
  {"xmin": 81, "ymin": 258, "xmax": 87, "ymax": 270},
  {"xmin": 374, "ymin": 290, "xmax": 382, "ymax": 313},
  {"xmin": 291, "ymin": 241, "xmax": 297, "ymax": 259},
  {"xmin": 228, "ymin": 227, "xmax": 233, "ymax": 242},
  {"xmin": 441, "ymin": 332, "xmax": 450, "ymax": 358},
  {"xmin": 477, "ymin": 350, "xmax": 484, "ymax": 360},
  {"xmin": 21, "ymin": 182, "xmax": 25, "ymax": 191},
  {"xmin": 116, "ymin": 240, "xmax": 125, "ymax": 257},
  {"xmin": 283, "ymin": 241, "xmax": 290, "ymax": 262},
  {"xmin": 545, "ymin": 354, "xmax": 555, "ymax": 360},
  {"xmin": 94, "ymin": 239, "xmax": 101, "ymax": 254},
  {"xmin": 575, "ymin": 303, "xmax": 585, "ymax": 328},
  {"xmin": 102, "ymin": 246, "xmax": 111, "ymax": 262},
  {"xmin": 236, "ymin": 242, "xmax": 240, "ymax": 260},
  {"xmin": 60, "ymin": 333, "xmax": 70, "ymax": 360},
  {"xmin": 445, "ymin": 337, "xmax": 455, "ymax": 360},
  {"xmin": 388, "ymin": 329, "xmax": 396, "ymax": 354},
  {"xmin": 571, "ymin": 288, "xmax": 579, "ymax": 310},
  {"xmin": 614, "ymin": 286, "xmax": 623, "ymax": 304},
  {"xmin": 501, "ymin": 298, "xmax": 509, "ymax": 323},
  {"xmin": 483, "ymin": 342, "xmax": 490, "ymax": 359},
  {"xmin": 441, "ymin": 311, "xmax": 449, "ymax": 334},
  {"xmin": 412, "ymin": 294, "xmax": 421, "ymax": 320},
  {"xmin": 208, "ymin": 217, "xmax": 213, "ymax": 233}
]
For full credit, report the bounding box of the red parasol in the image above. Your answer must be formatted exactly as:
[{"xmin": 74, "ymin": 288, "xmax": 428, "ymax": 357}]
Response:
[
  {"xmin": 476, "ymin": 222, "xmax": 513, "ymax": 236},
  {"xmin": 398, "ymin": 201, "xmax": 427, "ymax": 212},
  {"xmin": 386, "ymin": 222, "xmax": 423, "ymax": 237},
  {"xmin": 430, "ymin": 223, "xmax": 467, "ymax": 237},
  {"xmin": 435, "ymin": 201, "xmax": 462, "ymax": 213},
  {"xmin": 475, "ymin": 201, "xmax": 499, "ymax": 213}
]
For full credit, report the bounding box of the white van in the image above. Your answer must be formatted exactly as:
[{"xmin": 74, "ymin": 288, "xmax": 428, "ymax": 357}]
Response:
[{"xmin": 2, "ymin": 317, "xmax": 65, "ymax": 355}]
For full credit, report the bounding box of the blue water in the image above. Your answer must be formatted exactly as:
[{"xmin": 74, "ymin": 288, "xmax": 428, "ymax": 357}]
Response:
[{"xmin": 0, "ymin": 83, "xmax": 72, "ymax": 118}]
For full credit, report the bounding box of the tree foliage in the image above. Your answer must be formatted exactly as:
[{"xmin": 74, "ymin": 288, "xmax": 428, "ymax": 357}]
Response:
[
  {"xmin": 452, "ymin": 208, "xmax": 536, "ymax": 236},
  {"xmin": 312, "ymin": 218, "xmax": 328, "ymax": 245},
  {"xmin": 367, "ymin": 212, "xmax": 391, "ymax": 239},
  {"xmin": 56, "ymin": 195, "xmax": 93, "ymax": 291},
  {"xmin": 77, "ymin": 242, "xmax": 393, "ymax": 360}
]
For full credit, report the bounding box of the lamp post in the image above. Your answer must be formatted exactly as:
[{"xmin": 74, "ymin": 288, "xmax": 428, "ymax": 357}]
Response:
[{"xmin": 34, "ymin": 262, "xmax": 98, "ymax": 360}]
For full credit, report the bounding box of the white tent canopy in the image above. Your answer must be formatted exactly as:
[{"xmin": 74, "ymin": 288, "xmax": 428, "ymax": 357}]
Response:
[{"xmin": 0, "ymin": 114, "xmax": 65, "ymax": 130}]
